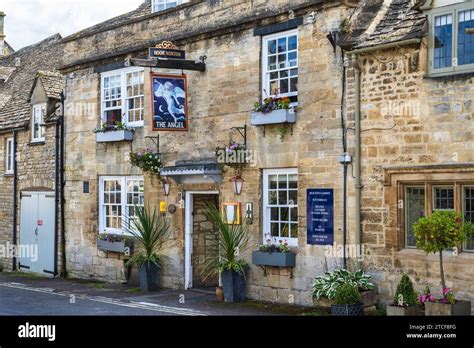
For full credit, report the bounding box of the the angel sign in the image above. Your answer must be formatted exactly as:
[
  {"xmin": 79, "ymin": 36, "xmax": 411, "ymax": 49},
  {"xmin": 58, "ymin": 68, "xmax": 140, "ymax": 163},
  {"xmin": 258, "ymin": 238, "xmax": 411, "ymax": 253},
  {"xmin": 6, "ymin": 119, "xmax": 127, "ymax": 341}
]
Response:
[{"xmin": 152, "ymin": 74, "xmax": 188, "ymax": 131}]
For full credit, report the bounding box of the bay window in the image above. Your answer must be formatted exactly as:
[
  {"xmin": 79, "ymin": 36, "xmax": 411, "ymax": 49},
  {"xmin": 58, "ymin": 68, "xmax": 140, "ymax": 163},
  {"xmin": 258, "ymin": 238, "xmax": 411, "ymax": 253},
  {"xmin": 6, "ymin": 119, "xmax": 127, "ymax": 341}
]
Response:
[
  {"xmin": 429, "ymin": 4, "xmax": 474, "ymax": 76},
  {"xmin": 99, "ymin": 176, "xmax": 144, "ymax": 235},
  {"xmin": 262, "ymin": 30, "xmax": 298, "ymax": 101},
  {"xmin": 263, "ymin": 168, "xmax": 298, "ymax": 246},
  {"xmin": 101, "ymin": 67, "xmax": 144, "ymax": 127},
  {"xmin": 403, "ymin": 182, "xmax": 474, "ymax": 252}
]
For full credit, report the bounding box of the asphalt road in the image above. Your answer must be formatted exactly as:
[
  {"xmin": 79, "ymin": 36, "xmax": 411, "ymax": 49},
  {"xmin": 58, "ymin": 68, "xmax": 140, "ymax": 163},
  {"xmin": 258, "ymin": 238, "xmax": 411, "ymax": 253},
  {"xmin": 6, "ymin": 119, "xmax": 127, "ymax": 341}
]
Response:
[{"xmin": 0, "ymin": 285, "xmax": 182, "ymax": 316}]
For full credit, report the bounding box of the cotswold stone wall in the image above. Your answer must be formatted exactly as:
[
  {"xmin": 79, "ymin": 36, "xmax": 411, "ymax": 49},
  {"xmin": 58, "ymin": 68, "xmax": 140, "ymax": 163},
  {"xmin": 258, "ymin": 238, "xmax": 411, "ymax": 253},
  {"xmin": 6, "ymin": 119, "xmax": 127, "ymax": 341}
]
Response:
[
  {"xmin": 346, "ymin": 41, "xmax": 474, "ymax": 304},
  {"xmin": 63, "ymin": 0, "xmax": 354, "ymax": 305},
  {"xmin": 0, "ymin": 124, "xmax": 59, "ymax": 272}
]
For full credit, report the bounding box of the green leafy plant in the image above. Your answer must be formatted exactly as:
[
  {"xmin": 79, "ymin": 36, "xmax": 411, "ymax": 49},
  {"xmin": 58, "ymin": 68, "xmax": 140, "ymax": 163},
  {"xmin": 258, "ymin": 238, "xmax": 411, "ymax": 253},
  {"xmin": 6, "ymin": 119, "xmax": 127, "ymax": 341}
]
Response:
[
  {"xmin": 312, "ymin": 269, "xmax": 375, "ymax": 300},
  {"xmin": 201, "ymin": 204, "xmax": 250, "ymax": 281},
  {"xmin": 393, "ymin": 274, "xmax": 418, "ymax": 307},
  {"xmin": 123, "ymin": 205, "xmax": 170, "ymax": 268},
  {"xmin": 254, "ymin": 96, "xmax": 291, "ymax": 113},
  {"xmin": 130, "ymin": 149, "xmax": 163, "ymax": 179},
  {"xmin": 278, "ymin": 124, "xmax": 291, "ymax": 141},
  {"xmin": 413, "ymin": 211, "xmax": 474, "ymax": 293},
  {"xmin": 333, "ymin": 283, "xmax": 362, "ymax": 305},
  {"xmin": 93, "ymin": 121, "xmax": 134, "ymax": 133}
]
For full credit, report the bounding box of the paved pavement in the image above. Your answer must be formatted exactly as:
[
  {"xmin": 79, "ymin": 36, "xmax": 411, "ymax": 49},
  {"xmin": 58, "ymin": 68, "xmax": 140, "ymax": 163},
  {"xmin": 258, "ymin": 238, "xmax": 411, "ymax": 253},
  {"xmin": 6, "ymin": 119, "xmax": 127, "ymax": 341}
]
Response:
[{"xmin": 0, "ymin": 272, "xmax": 314, "ymax": 316}]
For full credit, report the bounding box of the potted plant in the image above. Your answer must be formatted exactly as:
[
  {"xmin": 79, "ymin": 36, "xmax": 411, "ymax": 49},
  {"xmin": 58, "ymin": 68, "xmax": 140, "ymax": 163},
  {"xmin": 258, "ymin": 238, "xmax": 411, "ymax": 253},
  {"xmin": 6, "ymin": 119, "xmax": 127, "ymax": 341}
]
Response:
[
  {"xmin": 252, "ymin": 237, "xmax": 296, "ymax": 267},
  {"xmin": 251, "ymin": 96, "xmax": 296, "ymax": 126},
  {"xmin": 123, "ymin": 205, "xmax": 170, "ymax": 292},
  {"xmin": 331, "ymin": 283, "xmax": 364, "ymax": 316},
  {"xmin": 387, "ymin": 274, "xmax": 422, "ymax": 316},
  {"xmin": 413, "ymin": 211, "xmax": 473, "ymax": 315},
  {"xmin": 130, "ymin": 148, "xmax": 163, "ymax": 180},
  {"xmin": 94, "ymin": 121, "xmax": 134, "ymax": 143},
  {"xmin": 312, "ymin": 269, "xmax": 376, "ymax": 308},
  {"xmin": 202, "ymin": 204, "xmax": 250, "ymax": 303}
]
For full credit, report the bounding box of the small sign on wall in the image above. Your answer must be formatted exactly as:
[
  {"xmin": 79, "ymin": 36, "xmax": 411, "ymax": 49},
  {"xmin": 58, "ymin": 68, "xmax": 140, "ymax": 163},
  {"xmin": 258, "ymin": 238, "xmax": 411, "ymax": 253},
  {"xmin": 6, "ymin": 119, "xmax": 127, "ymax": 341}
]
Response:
[{"xmin": 307, "ymin": 189, "xmax": 334, "ymax": 245}]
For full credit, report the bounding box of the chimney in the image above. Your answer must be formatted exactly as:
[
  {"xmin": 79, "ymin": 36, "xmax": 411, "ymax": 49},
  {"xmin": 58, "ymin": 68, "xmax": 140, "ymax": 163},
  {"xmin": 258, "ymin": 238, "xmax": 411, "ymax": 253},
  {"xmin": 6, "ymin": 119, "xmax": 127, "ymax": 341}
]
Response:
[{"xmin": 0, "ymin": 12, "xmax": 5, "ymax": 56}]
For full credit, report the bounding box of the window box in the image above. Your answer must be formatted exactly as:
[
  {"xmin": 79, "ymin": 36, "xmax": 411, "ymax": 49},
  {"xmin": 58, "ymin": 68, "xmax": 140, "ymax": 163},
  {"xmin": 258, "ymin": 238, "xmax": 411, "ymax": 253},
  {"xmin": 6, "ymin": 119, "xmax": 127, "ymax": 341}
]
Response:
[
  {"xmin": 251, "ymin": 109, "xmax": 296, "ymax": 126},
  {"xmin": 97, "ymin": 239, "xmax": 133, "ymax": 254},
  {"xmin": 252, "ymin": 250, "xmax": 296, "ymax": 267},
  {"xmin": 96, "ymin": 129, "xmax": 134, "ymax": 143}
]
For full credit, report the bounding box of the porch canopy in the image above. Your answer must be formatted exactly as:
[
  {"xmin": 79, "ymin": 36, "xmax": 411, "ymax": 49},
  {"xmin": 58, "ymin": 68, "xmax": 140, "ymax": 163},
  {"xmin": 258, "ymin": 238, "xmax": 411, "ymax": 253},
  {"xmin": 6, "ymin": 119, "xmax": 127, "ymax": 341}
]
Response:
[{"xmin": 160, "ymin": 159, "xmax": 222, "ymax": 184}]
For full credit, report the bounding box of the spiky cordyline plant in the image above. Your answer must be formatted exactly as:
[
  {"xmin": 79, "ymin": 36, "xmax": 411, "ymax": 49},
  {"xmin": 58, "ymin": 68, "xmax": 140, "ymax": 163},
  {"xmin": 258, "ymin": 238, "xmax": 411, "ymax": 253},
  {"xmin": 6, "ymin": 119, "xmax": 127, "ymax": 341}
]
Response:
[
  {"xmin": 123, "ymin": 205, "xmax": 170, "ymax": 268},
  {"xmin": 201, "ymin": 204, "xmax": 250, "ymax": 282}
]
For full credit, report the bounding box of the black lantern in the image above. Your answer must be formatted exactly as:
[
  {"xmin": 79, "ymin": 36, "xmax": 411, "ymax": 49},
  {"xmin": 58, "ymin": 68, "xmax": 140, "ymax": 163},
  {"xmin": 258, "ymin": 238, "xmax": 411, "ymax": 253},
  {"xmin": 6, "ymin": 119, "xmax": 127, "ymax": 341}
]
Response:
[{"xmin": 162, "ymin": 178, "xmax": 171, "ymax": 196}]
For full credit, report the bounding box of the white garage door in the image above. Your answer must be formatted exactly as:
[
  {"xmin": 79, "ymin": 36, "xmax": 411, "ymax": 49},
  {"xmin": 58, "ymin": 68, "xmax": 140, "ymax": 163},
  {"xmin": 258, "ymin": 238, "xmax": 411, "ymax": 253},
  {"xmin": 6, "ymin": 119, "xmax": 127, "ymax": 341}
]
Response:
[{"xmin": 19, "ymin": 192, "xmax": 56, "ymax": 276}]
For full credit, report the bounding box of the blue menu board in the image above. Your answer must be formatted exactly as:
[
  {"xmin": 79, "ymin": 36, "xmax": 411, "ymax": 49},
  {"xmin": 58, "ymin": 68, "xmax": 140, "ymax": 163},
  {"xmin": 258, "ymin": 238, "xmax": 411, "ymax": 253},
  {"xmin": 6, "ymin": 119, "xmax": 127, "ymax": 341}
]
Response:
[{"xmin": 307, "ymin": 189, "xmax": 334, "ymax": 245}]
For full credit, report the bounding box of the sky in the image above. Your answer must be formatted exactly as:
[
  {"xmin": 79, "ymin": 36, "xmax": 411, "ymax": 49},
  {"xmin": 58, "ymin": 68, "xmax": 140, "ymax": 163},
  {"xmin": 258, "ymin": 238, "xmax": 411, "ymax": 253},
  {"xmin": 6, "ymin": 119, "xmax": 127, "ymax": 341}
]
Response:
[{"xmin": 2, "ymin": 0, "xmax": 145, "ymax": 50}]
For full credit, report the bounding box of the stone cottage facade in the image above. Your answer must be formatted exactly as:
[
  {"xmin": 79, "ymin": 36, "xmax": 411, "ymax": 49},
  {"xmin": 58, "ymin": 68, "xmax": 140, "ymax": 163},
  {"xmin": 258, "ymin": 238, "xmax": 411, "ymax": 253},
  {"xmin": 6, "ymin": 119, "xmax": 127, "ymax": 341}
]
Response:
[
  {"xmin": 0, "ymin": 0, "xmax": 469, "ymax": 308},
  {"xmin": 0, "ymin": 34, "xmax": 64, "ymax": 275},
  {"xmin": 340, "ymin": 0, "xmax": 474, "ymax": 304},
  {"xmin": 60, "ymin": 0, "xmax": 357, "ymax": 306}
]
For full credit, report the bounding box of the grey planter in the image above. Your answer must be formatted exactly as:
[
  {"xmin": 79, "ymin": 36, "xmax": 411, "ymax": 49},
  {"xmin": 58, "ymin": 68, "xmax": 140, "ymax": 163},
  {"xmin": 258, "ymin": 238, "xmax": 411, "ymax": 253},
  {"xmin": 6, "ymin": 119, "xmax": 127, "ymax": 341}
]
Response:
[
  {"xmin": 425, "ymin": 300, "xmax": 472, "ymax": 316},
  {"xmin": 221, "ymin": 270, "xmax": 246, "ymax": 303},
  {"xmin": 139, "ymin": 262, "xmax": 160, "ymax": 292},
  {"xmin": 251, "ymin": 109, "xmax": 296, "ymax": 126},
  {"xmin": 313, "ymin": 289, "xmax": 377, "ymax": 309},
  {"xmin": 331, "ymin": 303, "xmax": 364, "ymax": 316},
  {"xmin": 252, "ymin": 251, "xmax": 296, "ymax": 267},
  {"xmin": 97, "ymin": 240, "xmax": 126, "ymax": 253},
  {"xmin": 96, "ymin": 130, "xmax": 134, "ymax": 143},
  {"xmin": 387, "ymin": 305, "xmax": 423, "ymax": 316}
]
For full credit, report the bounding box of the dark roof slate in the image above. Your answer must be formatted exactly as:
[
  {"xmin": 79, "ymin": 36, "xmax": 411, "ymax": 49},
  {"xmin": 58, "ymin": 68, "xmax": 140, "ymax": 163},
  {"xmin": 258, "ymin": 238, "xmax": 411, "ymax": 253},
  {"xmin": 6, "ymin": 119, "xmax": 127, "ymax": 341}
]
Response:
[
  {"xmin": 340, "ymin": 0, "xmax": 428, "ymax": 50},
  {"xmin": 0, "ymin": 34, "xmax": 63, "ymax": 131}
]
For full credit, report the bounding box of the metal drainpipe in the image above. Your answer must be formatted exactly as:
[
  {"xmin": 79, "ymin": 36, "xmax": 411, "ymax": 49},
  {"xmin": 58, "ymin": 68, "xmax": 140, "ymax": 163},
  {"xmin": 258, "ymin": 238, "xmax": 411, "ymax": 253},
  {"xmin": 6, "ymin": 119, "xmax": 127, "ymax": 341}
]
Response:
[
  {"xmin": 347, "ymin": 38, "xmax": 422, "ymax": 250},
  {"xmin": 60, "ymin": 91, "xmax": 67, "ymax": 278},
  {"xmin": 54, "ymin": 113, "xmax": 60, "ymax": 277},
  {"xmin": 12, "ymin": 130, "xmax": 18, "ymax": 271},
  {"xmin": 353, "ymin": 53, "xmax": 362, "ymax": 249}
]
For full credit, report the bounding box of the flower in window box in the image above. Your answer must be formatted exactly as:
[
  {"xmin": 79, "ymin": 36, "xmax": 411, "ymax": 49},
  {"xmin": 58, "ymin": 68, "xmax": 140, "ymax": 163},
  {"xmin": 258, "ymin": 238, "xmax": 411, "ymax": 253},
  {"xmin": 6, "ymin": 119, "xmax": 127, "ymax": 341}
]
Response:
[{"xmin": 253, "ymin": 96, "xmax": 291, "ymax": 114}]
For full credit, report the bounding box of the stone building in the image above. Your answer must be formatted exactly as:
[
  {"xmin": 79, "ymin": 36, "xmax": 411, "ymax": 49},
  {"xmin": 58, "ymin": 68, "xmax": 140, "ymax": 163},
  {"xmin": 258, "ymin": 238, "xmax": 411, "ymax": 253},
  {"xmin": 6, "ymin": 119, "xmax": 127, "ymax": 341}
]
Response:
[
  {"xmin": 340, "ymin": 0, "xmax": 474, "ymax": 304},
  {"xmin": 0, "ymin": 33, "xmax": 64, "ymax": 276},
  {"xmin": 60, "ymin": 0, "xmax": 357, "ymax": 306},
  {"xmin": 0, "ymin": 11, "xmax": 15, "ymax": 57}
]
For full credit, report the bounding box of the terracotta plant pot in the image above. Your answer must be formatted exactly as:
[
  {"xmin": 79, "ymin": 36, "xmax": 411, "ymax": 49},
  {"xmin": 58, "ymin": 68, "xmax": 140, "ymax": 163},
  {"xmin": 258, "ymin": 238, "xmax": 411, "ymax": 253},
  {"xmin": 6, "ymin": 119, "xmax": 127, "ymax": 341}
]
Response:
[{"xmin": 216, "ymin": 286, "xmax": 224, "ymax": 302}]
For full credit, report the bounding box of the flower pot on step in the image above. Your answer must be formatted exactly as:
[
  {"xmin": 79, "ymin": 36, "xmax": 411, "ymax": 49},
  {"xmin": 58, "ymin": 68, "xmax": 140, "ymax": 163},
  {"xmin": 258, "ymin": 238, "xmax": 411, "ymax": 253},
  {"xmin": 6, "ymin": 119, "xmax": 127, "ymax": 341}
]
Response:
[{"xmin": 387, "ymin": 305, "xmax": 423, "ymax": 316}]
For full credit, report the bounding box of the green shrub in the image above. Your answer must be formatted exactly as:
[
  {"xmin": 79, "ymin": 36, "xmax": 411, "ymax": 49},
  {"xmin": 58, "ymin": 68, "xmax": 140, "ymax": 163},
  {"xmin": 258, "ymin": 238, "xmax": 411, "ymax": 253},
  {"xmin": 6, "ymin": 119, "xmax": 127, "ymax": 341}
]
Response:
[
  {"xmin": 334, "ymin": 283, "xmax": 363, "ymax": 305},
  {"xmin": 312, "ymin": 269, "xmax": 375, "ymax": 300},
  {"xmin": 393, "ymin": 274, "xmax": 418, "ymax": 307}
]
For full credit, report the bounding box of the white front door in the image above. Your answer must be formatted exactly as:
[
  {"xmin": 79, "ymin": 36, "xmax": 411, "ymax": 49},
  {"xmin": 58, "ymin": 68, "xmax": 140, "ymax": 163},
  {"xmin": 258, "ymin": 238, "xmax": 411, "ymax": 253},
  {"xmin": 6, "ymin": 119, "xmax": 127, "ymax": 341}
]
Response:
[{"xmin": 19, "ymin": 192, "xmax": 56, "ymax": 276}]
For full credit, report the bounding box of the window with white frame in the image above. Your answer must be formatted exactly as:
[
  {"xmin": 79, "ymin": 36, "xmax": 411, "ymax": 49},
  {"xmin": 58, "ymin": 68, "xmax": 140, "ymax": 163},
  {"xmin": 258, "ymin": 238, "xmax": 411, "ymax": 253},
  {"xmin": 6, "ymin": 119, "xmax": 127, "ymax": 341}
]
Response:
[
  {"xmin": 152, "ymin": 0, "xmax": 182, "ymax": 13},
  {"xmin": 99, "ymin": 176, "xmax": 144, "ymax": 235},
  {"xmin": 101, "ymin": 68, "xmax": 144, "ymax": 127},
  {"xmin": 429, "ymin": 4, "xmax": 474, "ymax": 76},
  {"xmin": 262, "ymin": 30, "xmax": 298, "ymax": 101},
  {"xmin": 463, "ymin": 186, "xmax": 474, "ymax": 251},
  {"xmin": 263, "ymin": 168, "xmax": 298, "ymax": 246},
  {"xmin": 32, "ymin": 104, "xmax": 46, "ymax": 142},
  {"xmin": 5, "ymin": 137, "xmax": 14, "ymax": 174}
]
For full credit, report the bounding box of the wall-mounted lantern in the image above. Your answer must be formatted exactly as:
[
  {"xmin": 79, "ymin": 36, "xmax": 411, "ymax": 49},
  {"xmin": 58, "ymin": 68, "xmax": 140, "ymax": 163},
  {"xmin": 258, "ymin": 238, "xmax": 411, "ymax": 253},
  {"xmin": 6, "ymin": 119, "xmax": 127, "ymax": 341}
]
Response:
[
  {"xmin": 162, "ymin": 177, "xmax": 171, "ymax": 196},
  {"xmin": 230, "ymin": 174, "xmax": 244, "ymax": 195}
]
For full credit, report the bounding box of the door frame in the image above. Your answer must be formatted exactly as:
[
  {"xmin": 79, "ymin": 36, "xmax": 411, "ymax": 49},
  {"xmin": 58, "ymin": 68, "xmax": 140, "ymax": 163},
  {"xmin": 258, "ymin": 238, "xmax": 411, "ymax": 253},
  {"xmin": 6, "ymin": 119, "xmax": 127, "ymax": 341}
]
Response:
[{"xmin": 184, "ymin": 190, "xmax": 219, "ymax": 290}]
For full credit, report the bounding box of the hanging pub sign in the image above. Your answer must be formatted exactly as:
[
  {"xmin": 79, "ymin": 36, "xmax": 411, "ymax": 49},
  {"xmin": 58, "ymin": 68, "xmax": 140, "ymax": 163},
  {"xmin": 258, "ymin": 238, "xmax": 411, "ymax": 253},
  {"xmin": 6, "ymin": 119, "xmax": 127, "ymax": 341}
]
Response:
[
  {"xmin": 152, "ymin": 74, "xmax": 188, "ymax": 131},
  {"xmin": 149, "ymin": 41, "xmax": 186, "ymax": 60},
  {"xmin": 307, "ymin": 188, "xmax": 334, "ymax": 245}
]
